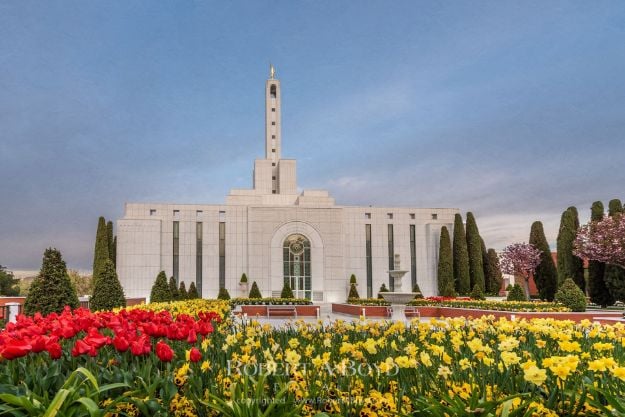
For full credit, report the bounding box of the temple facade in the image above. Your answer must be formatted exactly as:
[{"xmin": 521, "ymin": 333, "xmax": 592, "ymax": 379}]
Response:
[{"xmin": 117, "ymin": 67, "xmax": 458, "ymax": 302}]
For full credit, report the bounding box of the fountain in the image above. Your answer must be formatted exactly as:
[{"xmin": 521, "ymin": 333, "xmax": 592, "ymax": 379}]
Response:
[{"xmin": 381, "ymin": 254, "xmax": 420, "ymax": 321}]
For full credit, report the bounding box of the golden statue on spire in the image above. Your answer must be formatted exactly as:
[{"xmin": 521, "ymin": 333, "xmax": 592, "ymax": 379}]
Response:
[{"xmin": 269, "ymin": 63, "xmax": 276, "ymax": 79}]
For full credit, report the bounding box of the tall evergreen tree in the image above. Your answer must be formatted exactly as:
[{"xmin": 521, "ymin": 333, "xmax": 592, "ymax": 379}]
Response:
[
  {"xmin": 150, "ymin": 271, "xmax": 171, "ymax": 303},
  {"xmin": 480, "ymin": 238, "xmax": 490, "ymax": 293},
  {"xmin": 453, "ymin": 214, "xmax": 471, "ymax": 295},
  {"xmin": 465, "ymin": 212, "xmax": 485, "ymax": 293},
  {"xmin": 0, "ymin": 265, "xmax": 20, "ymax": 296},
  {"xmin": 568, "ymin": 207, "xmax": 585, "ymax": 292},
  {"xmin": 24, "ymin": 248, "xmax": 80, "ymax": 316},
  {"xmin": 587, "ymin": 201, "xmax": 614, "ymax": 307},
  {"xmin": 111, "ymin": 236, "xmax": 117, "ymax": 267},
  {"xmin": 605, "ymin": 199, "xmax": 625, "ymax": 301},
  {"xmin": 92, "ymin": 217, "xmax": 110, "ymax": 286},
  {"xmin": 437, "ymin": 226, "xmax": 453, "ymax": 296},
  {"xmin": 169, "ymin": 276, "xmax": 179, "ymax": 301},
  {"xmin": 557, "ymin": 207, "xmax": 585, "ymax": 291},
  {"xmin": 106, "ymin": 221, "xmax": 114, "ymax": 261},
  {"xmin": 485, "ymin": 249, "xmax": 503, "ymax": 295},
  {"xmin": 90, "ymin": 259, "xmax": 126, "ymax": 311},
  {"xmin": 529, "ymin": 221, "xmax": 558, "ymax": 301}
]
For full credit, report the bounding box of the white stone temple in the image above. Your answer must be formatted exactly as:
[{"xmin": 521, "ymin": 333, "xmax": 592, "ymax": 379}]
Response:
[{"xmin": 117, "ymin": 66, "xmax": 459, "ymax": 302}]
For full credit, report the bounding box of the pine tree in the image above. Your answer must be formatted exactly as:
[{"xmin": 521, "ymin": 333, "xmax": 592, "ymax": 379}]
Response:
[
  {"xmin": 178, "ymin": 281, "xmax": 188, "ymax": 300},
  {"xmin": 529, "ymin": 221, "xmax": 558, "ymax": 301},
  {"xmin": 557, "ymin": 207, "xmax": 585, "ymax": 291},
  {"xmin": 465, "ymin": 212, "xmax": 485, "ymax": 293},
  {"xmin": 485, "ymin": 249, "xmax": 503, "ymax": 295},
  {"xmin": 453, "ymin": 214, "xmax": 471, "ymax": 295},
  {"xmin": 605, "ymin": 199, "xmax": 625, "ymax": 301},
  {"xmin": 24, "ymin": 248, "xmax": 80, "ymax": 316},
  {"xmin": 90, "ymin": 259, "xmax": 126, "ymax": 311},
  {"xmin": 587, "ymin": 201, "xmax": 614, "ymax": 307},
  {"xmin": 150, "ymin": 271, "xmax": 171, "ymax": 303},
  {"xmin": 92, "ymin": 217, "xmax": 110, "ymax": 286},
  {"xmin": 169, "ymin": 277, "xmax": 179, "ymax": 301},
  {"xmin": 437, "ymin": 226, "xmax": 453, "ymax": 296},
  {"xmin": 249, "ymin": 281, "xmax": 262, "ymax": 298},
  {"xmin": 188, "ymin": 282, "xmax": 199, "ymax": 299}
]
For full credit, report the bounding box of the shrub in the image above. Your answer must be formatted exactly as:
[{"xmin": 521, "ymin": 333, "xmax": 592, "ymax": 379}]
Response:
[
  {"xmin": 471, "ymin": 284, "xmax": 485, "ymax": 300},
  {"xmin": 150, "ymin": 271, "xmax": 171, "ymax": 303},
  {"xmin": 178, "ymin": 281, "xmax": 188, "ymax": 300},
  {"xmin": 507, "ymin": 284, "xmax": 527, "ymax": 302},
  {"xmin": 348, "ymin": 283, "xmax": 360, "ymax": 299},
  {"xmin": 249, "ymin": 281, "xmax": 262, "ymax": 299},
  {"xmin": 349, "ymin": 274, "xmax": 357, "ymax": 285},
  {"xmin": 412, "ymin": 283, "xmax": 423, "ymax": 299},
  {"xmin": 506, "ymin": 284, "xmax": 514, "ymax": 292},
  {"xmin": 281, "ymin": 281, "xmax": 294, "ymax": 298},
  {"xmin": 187, "ymin": 282, "xmax": 199, "ymax": 299},
  {"xmin": 240, "ymin": 273, "xmax": 248, "ymax": 284},
  {"xmin": 89, "ymin": 259, "xmax": 126, "ymax": 311},
  {"xmin": 24, "ymin": 248, "xmax": 80, "ymax": 316},
  {"xmin": 555, "ymin": 278, "xmax": 587, "ymax": 312},
  {"xmin": 377, "ymin": 283, "xmax": 389, "ymax": 299},
  {"xmin": 217, "ymin": 287, "xmax": 231, "ymax": 300},
  {"xmin": 169, "ymin": 277, "xmax": 179, "ymax": 301}
]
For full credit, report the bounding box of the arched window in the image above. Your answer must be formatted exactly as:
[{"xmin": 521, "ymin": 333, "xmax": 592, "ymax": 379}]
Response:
[
  {"xmin": 283, "ymin": 234, "xmax": 311, "ymax": 300},
  {"xmin": 270, "ymin": 84, "xmax": 277, "ymax": 98}
]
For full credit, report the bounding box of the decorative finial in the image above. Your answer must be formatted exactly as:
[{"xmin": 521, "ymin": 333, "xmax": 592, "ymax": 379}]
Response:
[{"xmin": 269, "ymin": 63, "xmax": 275, "ymax": 79}]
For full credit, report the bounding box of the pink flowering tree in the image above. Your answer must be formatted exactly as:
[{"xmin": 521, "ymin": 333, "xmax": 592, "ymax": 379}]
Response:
[
  {"xmin": 499, "ymin": 243, "xmax": 542, "ymax": 298},
  {"xmin": 574, "ymin": 213, "xmax": 625, "ymax": 268}
]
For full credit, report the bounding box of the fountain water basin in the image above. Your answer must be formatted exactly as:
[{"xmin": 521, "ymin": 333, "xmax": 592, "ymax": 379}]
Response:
[{"xmin": 380, "ymin": 255, "xmax": 420, "ymax": 321}]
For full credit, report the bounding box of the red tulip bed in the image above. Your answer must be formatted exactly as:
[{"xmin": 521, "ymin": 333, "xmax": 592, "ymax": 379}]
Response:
[{"xmin": 0, "ymin": 305, "xmax": 222, "ymax": 416}]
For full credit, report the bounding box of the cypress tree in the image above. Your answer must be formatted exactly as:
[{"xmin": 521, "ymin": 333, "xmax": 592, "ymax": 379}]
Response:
[
  {"xmin": 347, "ymin": 283, "xmax": 359, "ymax": 299},
  {"xmin": 465, "ymin": 212, "xmax": 485, "ymax": 293},
  {"xmin": 90, "ymin": 259, "xmax": 126, "ymax": 311},
  {"xmin": 169, "ymin": 276, "xmax": 179, "ymax": 301},
  {"xmin": 106, "ymin": 221, "xmax": 114, "ymax": 261},
  {"xmin": 179, "ymin": 281, "xmax": 188, "ymax": 300},
  {"xmin": 557, "ymin": 207, "xmax": 585, "ymax": 291},
  {"xmin": 480, "ymin": 238, "xmax": 490, "ymax": 293},
  {"xmin": 24, "ymin": 248, "xmax": 80, "ymax": 316},
  {"xmin": 587, "ymin": 201, "xmax": 614, "ymax": 307},
  {"xmin": 111, "ymin": 236, "xmax": 117, "ymax": 267},
  {"xmin": 485, "ymin": 249, "xmax": 503, "ymax": 295},
  {"xmin": 569, "ymin": 207, "xmax": 585, "ymax": 292},
  {"xmin": 605, "ymin": 199, "xmax": 625, "ymax": 301},
  {"xmin": 248, "ymin": 281, "xmax": 262, "ymax": 298},
  {"xmin": 188, "ymin": 282, "xmax": 199, "ymax": 299},
  {"xmin": 453, "ymin": 214, "xmax": 470, "ymax": 295},
  {"xmin": 529, "ymin": 221, "xmax": 558, "ymax": 301},
  {"xmin": 437, "ymin": 226, "xmax": 453, "ymax": 296},
  {"xmin": 150, "ymin": 271, "xmax": 171, "ymax": 303},
  {"xmin": 92, "ymin": 217, "xmax": 109, "ymax": 286}
]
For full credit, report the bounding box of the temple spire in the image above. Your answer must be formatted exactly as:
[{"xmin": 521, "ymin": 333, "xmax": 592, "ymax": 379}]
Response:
[{"xmin": 269, "ymin": 63, "xmax": 276, "ymax": 79}]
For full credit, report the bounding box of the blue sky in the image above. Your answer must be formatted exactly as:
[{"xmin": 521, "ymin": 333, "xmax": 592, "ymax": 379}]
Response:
[{"xmin": 1, "ymin": 1, "xmax": 624, "ymax": 271}]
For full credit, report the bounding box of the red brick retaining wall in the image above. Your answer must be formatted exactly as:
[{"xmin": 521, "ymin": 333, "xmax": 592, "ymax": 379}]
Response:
[{"xmin": 332, "ymin": 303, "xmax": 390, "ymax": 318}]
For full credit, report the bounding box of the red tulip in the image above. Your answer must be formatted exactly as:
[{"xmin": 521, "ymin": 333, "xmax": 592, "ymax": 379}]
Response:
[
  {"xmin": 155, "ymin": 340, "xmax": 174, "ymax": 362},
  {"xmin": 113, "ymin": 336, "xmax": 130, "ymax": 352},
  {"xmin": 71, "ymin": 339, "xmax": 92, "ymax": 357},
  {"xmin": 46, "ymin": 342, "xmax": 62, "ymax": 360},
  {"xmin": 189, "ymin": 347, "xmax": 202, "ymax": 363},
  {"xmin": 187, "ymin": 329, "xmax": 197, "ymax": 344},
  {"xmin": 1, "ymin": 339, "xmax": 32, "ymax": 360}
]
